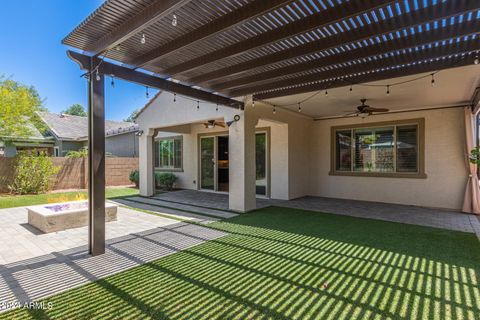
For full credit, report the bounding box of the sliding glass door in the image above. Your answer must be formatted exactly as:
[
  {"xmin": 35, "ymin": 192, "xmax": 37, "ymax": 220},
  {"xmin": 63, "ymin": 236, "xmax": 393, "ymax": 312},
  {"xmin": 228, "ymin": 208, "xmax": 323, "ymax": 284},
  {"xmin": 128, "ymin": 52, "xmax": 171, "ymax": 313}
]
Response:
[
  {"xmin": 256, "ymin": 132, "xmax": 267, "ymax": 196},
  {"xmin": 200, "ymin": 137, "xmax": 215, "ymax": 190}
]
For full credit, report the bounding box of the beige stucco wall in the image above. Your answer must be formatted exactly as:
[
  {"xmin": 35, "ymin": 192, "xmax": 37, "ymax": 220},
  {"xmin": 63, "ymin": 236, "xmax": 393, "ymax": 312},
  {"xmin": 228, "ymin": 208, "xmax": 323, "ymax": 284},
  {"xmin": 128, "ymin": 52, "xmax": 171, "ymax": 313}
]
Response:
[{"xmin": 308, "ymin": 107, "xmax": 467, "ymax": 210}]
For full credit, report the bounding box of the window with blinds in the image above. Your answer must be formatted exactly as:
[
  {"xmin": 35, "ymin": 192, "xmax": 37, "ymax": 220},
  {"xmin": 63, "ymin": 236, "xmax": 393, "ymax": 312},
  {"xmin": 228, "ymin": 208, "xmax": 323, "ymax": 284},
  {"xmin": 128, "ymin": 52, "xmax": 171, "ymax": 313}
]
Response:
[
  {"xmin": 155, "ymin": 136, "xmax": 183, "ymax": 170},
  {"xmin": 331, "ymin": 119, "xmax": 424, "ymax": 178}
]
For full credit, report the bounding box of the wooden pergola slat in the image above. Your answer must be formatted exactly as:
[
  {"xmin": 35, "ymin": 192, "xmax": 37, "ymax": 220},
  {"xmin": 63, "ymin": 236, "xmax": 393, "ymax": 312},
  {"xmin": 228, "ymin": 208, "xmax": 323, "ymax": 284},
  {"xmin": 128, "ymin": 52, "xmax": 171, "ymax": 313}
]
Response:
[
  {"xmin": 212, "ymin": 20, "xmax": 480, "ymax": 92},
  {"xmin": 162, "ymin": 0, "xmax": 396, "ymax": 75},
  {"xmin": 129, "ymin": 0, "xmax": 293, "ymax": 68},
  {"xmin": 255, "ymin": 53, "xmax": 476, "ymax": 100},
  {"xmin": 231, "ymin": 37, "xmax": 479, "ymax": 97},
  {"xmin": 86, "ymin": 0, "xmax": 192, "ymax": 55},
  {"xmin": 190, "ymin": 1, "xmax": 480, "ymax": 86}
]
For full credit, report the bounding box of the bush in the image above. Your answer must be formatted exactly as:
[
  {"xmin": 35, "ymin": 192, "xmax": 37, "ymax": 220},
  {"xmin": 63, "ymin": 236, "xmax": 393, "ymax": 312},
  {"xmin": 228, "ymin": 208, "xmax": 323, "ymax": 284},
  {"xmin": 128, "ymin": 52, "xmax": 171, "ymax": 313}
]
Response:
[
  {"xmin": 8, "ymin": 152, "xmax": 59, "ymax": 194},
  {"xmin": 156, "ymin": 172, "xmax": 177, "ymax": 191},
  {"xmin": 66, "ymin": 147, "xmax": 88, "ymax": 158},
  {"xmin": 129, "ymin": 170, "xmax": 139, "ymax": 187}
]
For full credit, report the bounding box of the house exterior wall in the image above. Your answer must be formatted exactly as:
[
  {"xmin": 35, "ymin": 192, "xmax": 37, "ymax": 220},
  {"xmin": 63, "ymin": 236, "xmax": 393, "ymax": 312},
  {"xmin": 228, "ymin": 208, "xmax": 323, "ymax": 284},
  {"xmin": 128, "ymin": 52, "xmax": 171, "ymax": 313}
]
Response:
[
  {"xmin": 308, "ymin": 107, "xmax": 467, "ymax": 210},
  {"xmin": 56, "ymin": 140, "xmax": 84, "ymax": 156},
  {"xmin": 106, "ymin": 132, "xmax": 139, "ymax": 157},
  {"xmin": 137, "ymin": 92, "xmax": 468, "ymax": 210}
]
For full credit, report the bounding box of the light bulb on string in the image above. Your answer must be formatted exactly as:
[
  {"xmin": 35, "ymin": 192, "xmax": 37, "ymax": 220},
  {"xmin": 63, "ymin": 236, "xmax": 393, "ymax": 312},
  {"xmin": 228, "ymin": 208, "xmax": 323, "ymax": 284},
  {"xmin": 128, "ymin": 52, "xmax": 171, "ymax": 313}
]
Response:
[
  {"xmin": 386, "ymin": 85, "xmax": 390, "ymax": 96},
  {"xmin": 252, "ymin": 99, "xmax": 255, "ymax": 108},
  {"xmin": 110, "ymin": 75, "xmax": 115, "ymax": 88},
  {"xmin": 197, "ymin": 101, "xmax": 200, "ymax": 110},
  {"xmin": 273, "ymin": 105, "xmax": 276, "ymax": 114},
  {"xmin": 140, "ymin": 33, "xmax": 146, "ymax": 44},
  {"xmin": 431, "ymin": 74, "xmax": 435, "ymax": 87},
  {"xmin": 145, "ymin": 86, "xmax": 149, "ymax": 98},
  {"xmin": 95, "ymin": 69, "xmax": 101, "ymax": 81},
  {"xmin": 298, "ymin": 103, "xmax": 302, "ymax": 112},
  {"xmin": 216, "ymin": 103, "xmax": 219, "ymax": 112},
  {"xmin": 172, "ymin": 14, "xmax": 177, "ymax": 27},
  {"xmin": 173, "ymin": 93, "xmax": 176, "ymax": 102},
  {"xmin": 325, "ymin": 89, "xmax": 328, "ymax": 96},
  {"xmin": 474, "ymin": 55, "xmax": 479, "ymax": 65},
  {"xmin": 349, "ymin": 85, "xmax": 353, "ymax": 93}
]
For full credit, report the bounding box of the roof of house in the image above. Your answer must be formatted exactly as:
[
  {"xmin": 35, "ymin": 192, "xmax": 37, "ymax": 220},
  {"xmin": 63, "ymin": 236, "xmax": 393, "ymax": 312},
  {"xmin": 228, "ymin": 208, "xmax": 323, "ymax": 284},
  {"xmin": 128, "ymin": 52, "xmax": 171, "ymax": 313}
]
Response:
[
  {"xmin": 0, "ymin": 117, "xmax": 54, "ymax": 144},
  {"xmin": 37, "ymin": 112, "xmax": 138, "ymax": 141}
]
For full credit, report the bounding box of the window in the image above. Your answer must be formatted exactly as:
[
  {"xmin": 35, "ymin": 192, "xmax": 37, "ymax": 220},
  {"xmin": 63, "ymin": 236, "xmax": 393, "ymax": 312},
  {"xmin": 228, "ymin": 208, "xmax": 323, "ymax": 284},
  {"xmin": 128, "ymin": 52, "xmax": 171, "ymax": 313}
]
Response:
[
  {"xmin": 331, "ymin": 119, "xmax": 425, "ymax": 178},
  {"xmin": 155, "ymin": 137, "xmax": 182, "ymax": 170}
]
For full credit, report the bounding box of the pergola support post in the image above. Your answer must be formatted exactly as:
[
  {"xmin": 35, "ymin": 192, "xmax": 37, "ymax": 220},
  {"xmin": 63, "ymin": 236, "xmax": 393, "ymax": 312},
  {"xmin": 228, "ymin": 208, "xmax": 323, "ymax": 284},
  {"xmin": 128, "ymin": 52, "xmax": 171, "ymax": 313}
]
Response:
[{"xmin": 88, "ymin": 60, "xmax": 106, "ymax": 256}]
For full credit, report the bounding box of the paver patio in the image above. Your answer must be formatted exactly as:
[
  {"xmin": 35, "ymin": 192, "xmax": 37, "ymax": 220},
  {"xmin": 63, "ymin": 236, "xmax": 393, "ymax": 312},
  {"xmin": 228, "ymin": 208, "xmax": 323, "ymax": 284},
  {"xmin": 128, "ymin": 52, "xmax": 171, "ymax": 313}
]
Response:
[
  {"xmin": 0, "ymin": 204, "xmax": 225, "ymax": 313},
  {"xmin": 153, "ymin": 190, "xmax": 480, "ymax": 237}
]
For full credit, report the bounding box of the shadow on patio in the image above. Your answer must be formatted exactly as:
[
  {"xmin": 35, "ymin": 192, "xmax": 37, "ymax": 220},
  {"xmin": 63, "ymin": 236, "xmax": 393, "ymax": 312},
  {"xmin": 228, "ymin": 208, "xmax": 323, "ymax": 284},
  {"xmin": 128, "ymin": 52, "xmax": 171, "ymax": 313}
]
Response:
[{"xmin": 2, "ymin": 206, "xmax": 480, "ymax": 320}]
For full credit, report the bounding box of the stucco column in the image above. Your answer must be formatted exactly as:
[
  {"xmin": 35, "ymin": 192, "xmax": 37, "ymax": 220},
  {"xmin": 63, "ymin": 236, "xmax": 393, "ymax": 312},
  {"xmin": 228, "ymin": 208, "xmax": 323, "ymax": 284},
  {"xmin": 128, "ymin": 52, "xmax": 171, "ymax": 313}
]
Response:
[
  {"xmin": 139, "ymin": 129, "xmax": 155, "ymax": 196},
  {"xmin": 228, "ymin": 107, "xmax": 257, "ymax": 212}
]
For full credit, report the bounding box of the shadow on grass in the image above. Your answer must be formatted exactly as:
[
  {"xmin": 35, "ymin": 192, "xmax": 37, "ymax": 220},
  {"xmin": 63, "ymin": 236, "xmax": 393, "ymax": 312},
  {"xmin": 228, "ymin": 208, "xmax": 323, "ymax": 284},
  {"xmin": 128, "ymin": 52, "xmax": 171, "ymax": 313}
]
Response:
[{"xmin": 2, "ymin": 206, "xmax": 480, "ymax": 320}]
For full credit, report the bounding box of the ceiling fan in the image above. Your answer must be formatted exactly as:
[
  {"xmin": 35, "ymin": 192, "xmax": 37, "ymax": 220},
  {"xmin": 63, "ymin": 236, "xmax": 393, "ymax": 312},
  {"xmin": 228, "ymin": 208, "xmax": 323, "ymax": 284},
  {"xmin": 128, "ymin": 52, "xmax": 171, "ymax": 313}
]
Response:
[
  {"xmin": 345, "ymin": 99, "xmax": 389, "ymax": 118},
  {"xmin": 203, "ymin": 120, "xmax": 226, "ymax": 129}
]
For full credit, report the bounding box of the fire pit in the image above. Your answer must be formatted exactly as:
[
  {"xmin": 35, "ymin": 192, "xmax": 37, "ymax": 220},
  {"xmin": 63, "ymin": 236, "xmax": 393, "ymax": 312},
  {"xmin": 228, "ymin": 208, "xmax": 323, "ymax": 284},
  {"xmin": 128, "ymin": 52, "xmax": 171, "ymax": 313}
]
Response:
[{"xmin": 27, "ymin": 201, "xmax": 117, "ymax": 233}]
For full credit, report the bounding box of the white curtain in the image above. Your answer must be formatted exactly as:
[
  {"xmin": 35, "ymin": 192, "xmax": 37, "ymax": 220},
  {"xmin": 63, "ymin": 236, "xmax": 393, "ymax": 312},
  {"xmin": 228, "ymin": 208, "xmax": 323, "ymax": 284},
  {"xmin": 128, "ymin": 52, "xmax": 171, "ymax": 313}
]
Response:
[{"xmin": 462, "ymin": 107, "xmax": 480, "ymax": 214}]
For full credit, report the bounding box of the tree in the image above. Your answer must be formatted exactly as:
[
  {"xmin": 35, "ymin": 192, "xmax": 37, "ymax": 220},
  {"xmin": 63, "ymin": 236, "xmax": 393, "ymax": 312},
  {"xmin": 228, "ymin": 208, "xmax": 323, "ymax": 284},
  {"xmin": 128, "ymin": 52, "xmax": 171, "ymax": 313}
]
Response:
[
  {"xmin": 63, "ymin": 104, "xmax": 87, "ymax": 117},
  {"xmin": 123, "ymin": 109, "xmax": 139, "ymax": 122},
  {"xmin": 0, "ymin": 77, "xmax": 42, "ymax": 140}
]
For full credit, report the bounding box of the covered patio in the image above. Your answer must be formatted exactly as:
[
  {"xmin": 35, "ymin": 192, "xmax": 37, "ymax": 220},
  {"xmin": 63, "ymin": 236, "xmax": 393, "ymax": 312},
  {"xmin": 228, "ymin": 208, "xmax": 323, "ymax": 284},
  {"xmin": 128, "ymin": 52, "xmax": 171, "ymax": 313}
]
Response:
[{"xmin": 61, "ymin": 0, "xmax": 480, "ymax": 255}]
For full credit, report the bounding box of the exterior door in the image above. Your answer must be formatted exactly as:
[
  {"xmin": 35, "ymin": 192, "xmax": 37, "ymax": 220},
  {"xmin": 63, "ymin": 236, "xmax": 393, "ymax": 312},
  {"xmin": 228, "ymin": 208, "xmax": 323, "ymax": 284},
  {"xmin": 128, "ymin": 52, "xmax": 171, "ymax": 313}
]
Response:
[{"xmin": 200, "ymin": 137, "xmax": 215, "ymax": 190}]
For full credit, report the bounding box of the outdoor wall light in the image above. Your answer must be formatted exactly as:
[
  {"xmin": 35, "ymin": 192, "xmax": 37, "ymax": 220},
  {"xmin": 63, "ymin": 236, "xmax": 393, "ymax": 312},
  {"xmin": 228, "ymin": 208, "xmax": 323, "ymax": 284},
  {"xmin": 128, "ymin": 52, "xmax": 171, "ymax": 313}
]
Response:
[
  {"xmin": 136, "ymin": 130, "xmax": 144, "ymax": 136},
  {"xmin": 226, "ymin": 115, "xmax": 241, "ymax": 127}
]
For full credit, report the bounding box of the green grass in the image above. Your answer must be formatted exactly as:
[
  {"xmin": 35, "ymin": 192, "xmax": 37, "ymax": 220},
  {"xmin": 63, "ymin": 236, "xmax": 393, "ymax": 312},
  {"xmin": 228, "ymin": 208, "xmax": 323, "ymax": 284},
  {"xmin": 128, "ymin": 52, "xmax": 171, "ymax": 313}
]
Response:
[
  {"xmin": 2, "ymin": 207, "xmax": 480, "ymax": 319},
  {"xmin": 0, "ymin": 187, "xmax": 139, "ymax": 209}
]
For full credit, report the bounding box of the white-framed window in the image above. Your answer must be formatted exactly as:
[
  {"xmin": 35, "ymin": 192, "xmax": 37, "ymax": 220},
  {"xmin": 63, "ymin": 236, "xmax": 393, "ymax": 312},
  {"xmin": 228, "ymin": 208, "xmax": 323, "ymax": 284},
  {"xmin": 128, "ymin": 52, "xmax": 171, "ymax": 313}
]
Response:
[
  {"xmin": 155, "ymin": 136, "xmax": 182, "ymax": 170},
  {"xmin": 331, "ymin": 118, "xmax": 425, "ymax": 178},
  {"xmin": 54, "ymin": 147, "xmax": 60, "ymax": 157}
]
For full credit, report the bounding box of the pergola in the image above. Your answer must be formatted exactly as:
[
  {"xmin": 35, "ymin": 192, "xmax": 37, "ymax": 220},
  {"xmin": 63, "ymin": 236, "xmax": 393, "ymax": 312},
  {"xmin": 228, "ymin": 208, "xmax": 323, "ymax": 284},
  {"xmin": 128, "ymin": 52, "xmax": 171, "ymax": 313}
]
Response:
[{"xmin": 63, "ymin": 0, "xmax": 480, "ymax": 255}]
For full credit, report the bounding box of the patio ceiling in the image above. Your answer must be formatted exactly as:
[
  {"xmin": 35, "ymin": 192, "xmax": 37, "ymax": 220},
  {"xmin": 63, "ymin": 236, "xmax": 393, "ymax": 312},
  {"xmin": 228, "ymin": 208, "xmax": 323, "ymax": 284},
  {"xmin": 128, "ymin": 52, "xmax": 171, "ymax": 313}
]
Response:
[{"xmin": 63, "ymin": 0, "xmax": 480, "ymax": 102}]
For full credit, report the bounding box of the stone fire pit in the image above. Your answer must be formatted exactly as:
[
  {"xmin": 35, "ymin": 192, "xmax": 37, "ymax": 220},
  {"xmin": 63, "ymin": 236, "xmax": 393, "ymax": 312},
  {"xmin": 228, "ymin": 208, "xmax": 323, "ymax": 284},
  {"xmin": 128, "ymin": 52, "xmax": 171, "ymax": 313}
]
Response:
[{"xmin": 27, "ymin": 201, "xmax": 118, "ymax": 233}]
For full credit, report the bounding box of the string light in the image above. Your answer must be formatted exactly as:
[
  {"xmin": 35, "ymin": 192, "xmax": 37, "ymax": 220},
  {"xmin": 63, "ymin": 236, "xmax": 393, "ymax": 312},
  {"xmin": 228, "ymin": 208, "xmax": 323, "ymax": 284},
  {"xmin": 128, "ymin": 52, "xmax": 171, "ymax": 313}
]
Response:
[
  {"xmin": 197, "ymin": 100, "xmax": 200, "ymax": 110},
  {"xmin": 298, "ymin": 103, "xmax": 302, "ymax": 112},
  {"xmin": 172, "ymin": 14, "xmax": 177, "ymax": 27},
  {"xmin": 273, "ymin": 105, "xmax": 276, "ymax": 114},
  {"xmin": 474, "ymin": 55, "xmax": 479, "ymax": 65},
  {"xmin": 95, "ymin": 69, "xmax": 101, "ymax": 81},
  {"xmin": 216, "ymin": 103, "xmax": 219, "ymax": 112},
  {"xmin": 252, "ymin": 99, "xmax": 255, "ymax": 108},
  {"xmin": 110, "ymin": 75, "xmax": 115, "ymax": 88},
  {"xmin": 173, "ymin": 93, "xmax": 176, "ymax": 102},
  {"xmin": 140, "ymin": 33, "xmax": 146, "ymax": 44},
  {"xmin": 145, "ymin": 86, "xmax": 149, "ymax": 98},
  {"xmin": 258, "ymin": 53, "xmax": 472, "ymax": 111}
]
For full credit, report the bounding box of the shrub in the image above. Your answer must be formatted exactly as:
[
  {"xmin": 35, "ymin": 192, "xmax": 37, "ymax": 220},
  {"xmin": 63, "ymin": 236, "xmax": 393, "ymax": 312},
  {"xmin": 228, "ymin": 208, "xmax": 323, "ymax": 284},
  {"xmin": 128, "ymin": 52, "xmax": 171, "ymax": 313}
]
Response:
[
  {"xmin": 129, "ymin": 170, "xmax": 139, "ymax": 187},
  {"xmin": 66, "ymin": 147, "xmax": 88, "ymax": 158},
  {"xmin": 8, "ymin": 151, "xmax": 59, "ymax": 194},
  {"xmin": 156, "ymin": 172, "xmax": 177, "ymax": 191}
]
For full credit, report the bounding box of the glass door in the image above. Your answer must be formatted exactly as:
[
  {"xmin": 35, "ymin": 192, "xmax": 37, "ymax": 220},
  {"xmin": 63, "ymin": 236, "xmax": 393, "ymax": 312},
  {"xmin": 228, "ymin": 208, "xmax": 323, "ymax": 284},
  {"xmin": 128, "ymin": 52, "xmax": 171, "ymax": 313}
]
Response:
[
  {"xmin": 200, "ymin": 137, "xmax": 215, "ymax": 190},
  {"xmin": 256, "ymin": 132, "xmax": 267, "ymax": 196}
]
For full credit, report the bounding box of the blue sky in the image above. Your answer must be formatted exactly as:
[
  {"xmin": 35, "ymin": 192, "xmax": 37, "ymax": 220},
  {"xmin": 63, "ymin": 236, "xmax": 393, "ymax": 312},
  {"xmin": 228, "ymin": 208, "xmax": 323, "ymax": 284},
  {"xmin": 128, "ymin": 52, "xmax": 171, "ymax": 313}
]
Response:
[{"xmin": 0, "ymin": 0, "xmax": 156, "ymax": 122}]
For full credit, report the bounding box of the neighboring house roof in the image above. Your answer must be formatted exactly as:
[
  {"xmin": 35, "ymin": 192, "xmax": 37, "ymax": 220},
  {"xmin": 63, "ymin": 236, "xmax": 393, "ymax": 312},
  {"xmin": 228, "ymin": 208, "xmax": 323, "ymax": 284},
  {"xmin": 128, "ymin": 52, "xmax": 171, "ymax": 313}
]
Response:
[
  {"xmin": 0, "ymin": 117, "xmax": 54, "ymax": 146},
  {"xmin": 37, "ymin": 112, "xmax": 138, "ymax": 141}
]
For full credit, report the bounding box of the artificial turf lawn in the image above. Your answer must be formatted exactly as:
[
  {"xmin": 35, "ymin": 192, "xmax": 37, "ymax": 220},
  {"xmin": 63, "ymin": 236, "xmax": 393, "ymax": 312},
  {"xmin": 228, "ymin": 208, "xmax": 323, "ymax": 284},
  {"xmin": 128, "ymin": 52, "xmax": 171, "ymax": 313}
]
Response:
[
  {"xmin": 1, "ymin": 207, "xmax": 480, "ymax": 319},
  {"xmin": 0, "ymin": 187, "xmax": 139, "ymax": 209}
]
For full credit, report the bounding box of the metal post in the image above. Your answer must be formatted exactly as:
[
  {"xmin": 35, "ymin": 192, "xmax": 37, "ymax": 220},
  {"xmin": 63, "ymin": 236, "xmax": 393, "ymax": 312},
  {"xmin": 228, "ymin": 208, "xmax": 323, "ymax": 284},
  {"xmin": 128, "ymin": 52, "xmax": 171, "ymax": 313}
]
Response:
[{"xmin": 88, "ymin": 59, "xmax": 106, "ymax": 256}]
